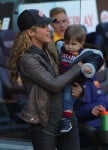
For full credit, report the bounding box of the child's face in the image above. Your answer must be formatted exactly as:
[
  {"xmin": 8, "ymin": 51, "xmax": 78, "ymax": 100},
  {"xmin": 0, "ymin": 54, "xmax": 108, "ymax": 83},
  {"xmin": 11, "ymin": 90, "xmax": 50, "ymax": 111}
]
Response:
[{"xmin": 64, "ymin": 39, "xmax": 84, "ymax": 54}]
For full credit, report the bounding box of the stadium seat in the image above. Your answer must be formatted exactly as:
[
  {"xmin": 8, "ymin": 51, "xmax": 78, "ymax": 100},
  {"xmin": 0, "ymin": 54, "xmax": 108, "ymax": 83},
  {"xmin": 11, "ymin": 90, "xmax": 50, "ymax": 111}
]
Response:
[{"xmin": 0, "ymin": 30, "xmax": 26, "ymax": 122}]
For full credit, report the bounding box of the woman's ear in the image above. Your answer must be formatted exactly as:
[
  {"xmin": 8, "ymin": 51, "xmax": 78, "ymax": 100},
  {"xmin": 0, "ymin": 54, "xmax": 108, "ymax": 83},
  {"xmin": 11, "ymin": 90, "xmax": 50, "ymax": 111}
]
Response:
[{"xmin": 26, "ymin": 29, "xmax": 35, "ymax": 37}]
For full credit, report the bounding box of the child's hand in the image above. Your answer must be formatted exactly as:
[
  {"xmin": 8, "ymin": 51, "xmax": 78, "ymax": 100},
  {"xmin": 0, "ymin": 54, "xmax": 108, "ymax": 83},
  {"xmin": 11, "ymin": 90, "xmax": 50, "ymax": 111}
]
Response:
[
  {"xmin": 91, "ymin": 105, "xmax": 106, "ymax": 116},
  {"xmin": 81, "ymin": 63, "xmax": 96, "ymax": 78},
  {"xmin": 83, "ymin": 66, "xmax": 92, "ymax": 74}
]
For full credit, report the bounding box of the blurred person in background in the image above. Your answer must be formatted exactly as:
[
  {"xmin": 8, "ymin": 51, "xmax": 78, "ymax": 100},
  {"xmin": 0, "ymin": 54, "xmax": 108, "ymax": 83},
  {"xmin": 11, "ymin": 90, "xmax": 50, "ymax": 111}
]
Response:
[
  {"xmin": 50, "ymin": 7, "xmax": 69, "ymax": 42},
  {"xmin": 49, "ymin": 7, "xmax": 69, "ymax": 58}
]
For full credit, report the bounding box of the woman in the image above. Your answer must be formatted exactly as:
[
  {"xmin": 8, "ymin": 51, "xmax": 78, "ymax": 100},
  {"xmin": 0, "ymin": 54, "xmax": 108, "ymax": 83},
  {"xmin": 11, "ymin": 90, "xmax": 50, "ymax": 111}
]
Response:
[{"xmin": 9, "ymin": 9, "xmax": 83, "ymax": 150}]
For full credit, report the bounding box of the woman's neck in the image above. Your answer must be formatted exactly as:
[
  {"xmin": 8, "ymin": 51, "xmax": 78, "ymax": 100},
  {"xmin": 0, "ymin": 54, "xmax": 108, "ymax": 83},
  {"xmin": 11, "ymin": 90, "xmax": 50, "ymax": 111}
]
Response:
[{"xmin": 32, "ymin": 38, "xmax": 43, "ymax": 49}]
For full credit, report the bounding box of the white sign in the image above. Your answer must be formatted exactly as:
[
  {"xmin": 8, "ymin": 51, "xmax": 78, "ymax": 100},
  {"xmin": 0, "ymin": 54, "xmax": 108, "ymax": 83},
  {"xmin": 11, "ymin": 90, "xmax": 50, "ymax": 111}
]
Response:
[
  {"xmin": 18, "ymin": 0, "xmax": 99, "ymax": 33},
  {"xmin": 2, "ymin": 17, "xmax": 10, "ymax": 30}
]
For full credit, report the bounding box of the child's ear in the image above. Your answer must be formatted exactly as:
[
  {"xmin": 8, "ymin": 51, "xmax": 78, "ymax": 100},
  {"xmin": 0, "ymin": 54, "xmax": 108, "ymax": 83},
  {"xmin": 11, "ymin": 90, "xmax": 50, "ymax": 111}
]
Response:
[
  {"xmin": 81, "ymin": 41, "xmax": 85, "ymax": 48},
  {"xmin": 50, "ymin": 23, "xmax": 54, "ymax": 28},
  {"xmin": 82, "ymin": 41, "xmax": 85, "ymax": 45}
]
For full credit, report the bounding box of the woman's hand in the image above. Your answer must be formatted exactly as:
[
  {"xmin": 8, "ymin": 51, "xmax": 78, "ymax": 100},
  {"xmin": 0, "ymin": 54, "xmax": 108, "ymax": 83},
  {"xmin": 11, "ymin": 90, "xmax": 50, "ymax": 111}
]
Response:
[
  {"xmin": 91, "ymin": 105, "xmax": 106, "ymax": 117},
  {"xmin": 71, "ymin": 82, "xmax": 83, "ymax": 98}
]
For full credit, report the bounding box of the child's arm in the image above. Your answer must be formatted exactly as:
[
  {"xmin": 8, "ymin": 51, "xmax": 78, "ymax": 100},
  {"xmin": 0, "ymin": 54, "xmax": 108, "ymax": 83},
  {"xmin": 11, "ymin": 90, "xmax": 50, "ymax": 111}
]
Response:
[{"xmin": 73, "ymin": 48, "xmax": 104, "ymax": 78}]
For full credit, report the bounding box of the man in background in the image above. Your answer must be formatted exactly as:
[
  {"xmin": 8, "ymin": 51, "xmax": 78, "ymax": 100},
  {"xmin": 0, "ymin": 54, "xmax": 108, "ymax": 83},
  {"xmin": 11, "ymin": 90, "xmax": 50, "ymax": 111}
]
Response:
[{"xmin": 49, "ymin": 7, "xmax": 69, "ymax": 42}]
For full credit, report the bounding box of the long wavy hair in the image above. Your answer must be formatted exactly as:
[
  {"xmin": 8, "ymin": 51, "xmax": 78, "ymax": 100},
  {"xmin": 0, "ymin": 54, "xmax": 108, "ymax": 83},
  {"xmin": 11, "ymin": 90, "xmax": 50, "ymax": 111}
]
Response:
[
  {"xmin": 9, "ymin": 26, "xmax": 59, "ymax": 83},
  {"xmin": 9, "ymin": 30, "xmax": 32, "ymax": 83}
]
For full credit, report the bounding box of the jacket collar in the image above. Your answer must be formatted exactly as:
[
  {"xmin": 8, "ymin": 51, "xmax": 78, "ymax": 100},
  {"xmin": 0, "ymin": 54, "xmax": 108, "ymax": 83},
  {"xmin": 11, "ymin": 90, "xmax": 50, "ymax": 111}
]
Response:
[
  {"xmin": 27, "ymin": 45, "xmax": 45, "ymax": 55},
  {"xmin": 27, "ymin": 45, "xmax": 57, "ymax": 75},
  {"xmin": 28, "ymin": 45, "xmax": 50, "ymax": 60}
]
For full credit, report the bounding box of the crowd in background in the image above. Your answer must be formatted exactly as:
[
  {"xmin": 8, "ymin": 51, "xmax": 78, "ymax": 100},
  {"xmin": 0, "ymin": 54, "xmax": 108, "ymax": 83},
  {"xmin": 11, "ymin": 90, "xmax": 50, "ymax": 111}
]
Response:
[{"xmin": 0, "ymin": 5, "xmax": 108, "ymax": 150}]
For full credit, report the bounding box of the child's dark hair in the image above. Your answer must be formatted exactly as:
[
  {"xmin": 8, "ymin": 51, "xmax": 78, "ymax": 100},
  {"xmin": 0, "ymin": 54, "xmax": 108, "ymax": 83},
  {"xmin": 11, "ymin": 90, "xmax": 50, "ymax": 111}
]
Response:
[{"xmin": 64, "ymin": 24, "xmax": 86, "ymax": 43}]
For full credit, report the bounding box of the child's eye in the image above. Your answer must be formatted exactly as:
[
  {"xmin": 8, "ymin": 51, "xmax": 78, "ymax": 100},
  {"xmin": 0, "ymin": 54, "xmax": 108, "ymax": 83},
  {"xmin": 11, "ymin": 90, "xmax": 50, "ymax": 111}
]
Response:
[
  {"xmin": 72, "ymin": 43, "xmax": 76, "ymax": 45},
  {"xmin": 65, "ymin": 41, "xmax": 69, "ymax": 44}
]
